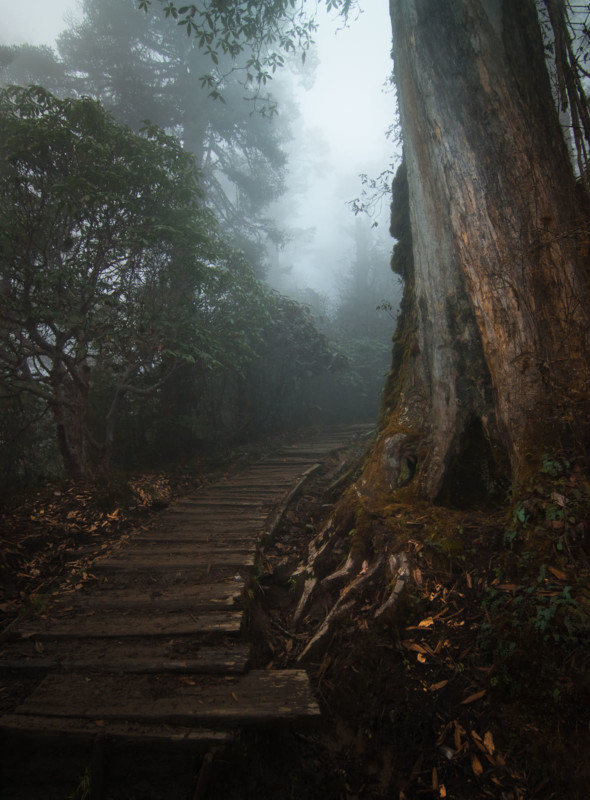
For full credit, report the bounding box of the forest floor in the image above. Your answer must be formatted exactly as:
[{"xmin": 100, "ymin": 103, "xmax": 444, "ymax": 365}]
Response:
[{"xmin": 1, "ymin": 430, "xmax": 589, "ymax": 800}]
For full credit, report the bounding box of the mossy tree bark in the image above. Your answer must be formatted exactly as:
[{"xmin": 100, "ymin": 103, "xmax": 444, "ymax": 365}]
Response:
[{"xmin": 372, "ymin": 0, "xmax": 590, "ymax": 505}]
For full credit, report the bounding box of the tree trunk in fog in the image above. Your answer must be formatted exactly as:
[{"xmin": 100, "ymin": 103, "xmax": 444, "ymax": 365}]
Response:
[
  {"xmin": 371, "ymin": 0, "xmax": 590, "ymax": 504},
  {"xmin": 51, "ymin": 369, "xmax": 91, "ymax": 479}
]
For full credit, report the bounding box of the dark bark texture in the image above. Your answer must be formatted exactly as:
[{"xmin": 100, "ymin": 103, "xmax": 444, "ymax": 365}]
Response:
[{"xmin": 373, "ymin": 0, "xmax": 590, "ymax": 504}]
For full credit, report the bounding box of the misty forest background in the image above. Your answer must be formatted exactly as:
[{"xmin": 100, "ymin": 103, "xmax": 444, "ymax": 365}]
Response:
[
  {"xmin": 3, "ymin": 2, "xmax": 590, "ymax": 797},
  {"xmin": 0, "ymin": 0, "xmax": 400, "ymax": 487}
]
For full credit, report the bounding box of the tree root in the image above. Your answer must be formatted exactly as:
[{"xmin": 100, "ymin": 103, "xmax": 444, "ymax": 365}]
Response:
[{"xmin": 296, "ymin": 547, "xmax": 411, "ymax": 663}]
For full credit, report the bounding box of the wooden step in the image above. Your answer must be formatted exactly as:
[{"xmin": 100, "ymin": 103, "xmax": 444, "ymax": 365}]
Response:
[
  {"xmin": 123, "ymin": 539, "xmax": 254, "ymax": 552},
  {"xmin": 6, "ymin": 669, "xmax": 320, "ymax": 730},
  {"xmin": 48, "ymin": 578, "xmax": 245, "ymax": 617},
  {"xmin": 1, "ymin": 640, "xmax": 250, "ymax": 674},
  {"xmin": 49, "ymin": 580, "xmax": 245, "ymax": 612},
  {"xmin": 0, "ymin": 651, "xmax": 249, "ymax": 676},
  {"xmin": 0, "ymin": 714, "xmax": 234, "ymax": 748},
  {"xmin": 135, "ymin": 530, "xmax": 256, "ymax": 543},
  {"xmin": 92, "ymin": 550, "xmax": 256, "ymax": 571},
  {"xmin": 14, "ymin": 609, "xmax": 244, "ymax": 639},
  {"xmin": 80, "ymin": 563, "xmax": 244, "ymax": 588}
]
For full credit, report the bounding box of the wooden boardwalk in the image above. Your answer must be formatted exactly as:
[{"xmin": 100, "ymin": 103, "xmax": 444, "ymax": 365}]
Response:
[{"xmin": 0, "ymin": 425, "xmax": 372, "ymax": 797}]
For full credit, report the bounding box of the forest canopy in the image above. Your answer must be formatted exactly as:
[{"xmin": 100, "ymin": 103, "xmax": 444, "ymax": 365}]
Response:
[{"xmin": 0, "ymin": 85, "xmax": 276, "ymax": 478}]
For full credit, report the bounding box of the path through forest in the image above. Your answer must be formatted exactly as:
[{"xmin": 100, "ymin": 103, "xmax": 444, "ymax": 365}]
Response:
[{"xmin": 0, "ymin": 424, "xmax": 373, "ymax": 799}]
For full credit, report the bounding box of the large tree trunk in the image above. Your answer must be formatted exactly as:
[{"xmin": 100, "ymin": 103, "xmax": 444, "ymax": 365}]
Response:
[{"xmin": 371, "ymin": 0, "xmax": 590, "ymax": 504}]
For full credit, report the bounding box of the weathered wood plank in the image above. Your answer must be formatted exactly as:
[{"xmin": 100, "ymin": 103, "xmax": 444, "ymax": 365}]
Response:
[
  {"xmin": 122, "ymin": 539, "xmax": 253, "ymax": 552},
  {"xmin": 0, "ymin": 427, "xmax": 371, "ymax": 751},
  {"xmin": 82, "ymin": 564, "xmax": 243, "ymax": 588},
  {"xmin": 0, "ymin": 714, "xmax": 234, "ymax": 747},
  {"xmin": 0, "ymin": 652, "xmax": 249, "ymax": 675},
  {"xmin": 133, "ymin": 532, "xmax": 257, "ymax": 544},
  {"xmin": 15, "ymin": 610, "xmax": 244, "ymax": 639},
  {"xmin": 53, "ymin": 581, "xmax": 245, "ymax": 611},
  {"xmin": 13, "ymin": 670, "xmax": 320, "ymax": 728},
  {"xmin": 92, "ymin": 550, "xmax": 256, "ymax": 571},
  {"xmin": 173, "ymin": 499, "xmax": 269, "ymax": 508},
  {"xmin": 1, "ymin": 640, "xmax": 250, "ymax": 674}
]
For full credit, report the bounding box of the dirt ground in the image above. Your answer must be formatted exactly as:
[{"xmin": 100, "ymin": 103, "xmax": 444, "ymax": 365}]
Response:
[{"xmin": 1, "ymin": 433, "xmax": 590, "ymax": 800}]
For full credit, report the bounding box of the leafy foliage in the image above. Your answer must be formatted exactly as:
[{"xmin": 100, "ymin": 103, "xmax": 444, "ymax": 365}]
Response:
[
  {"xmin": 0, "ymin": 0, "xmax": 295, "ymax": 277},
  {"xmin": 137, "ymin": 0, "xmax": 359, "ymax": 102},
  {"xmin": 0, "ymin": 85, "xmax": 268, "ymax": 476}
]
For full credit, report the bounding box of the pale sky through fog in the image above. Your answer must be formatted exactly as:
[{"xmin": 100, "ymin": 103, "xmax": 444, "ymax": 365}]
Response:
[{"xmin": 0, "ymin": 0, "xmax": 397, "ymax": 298}]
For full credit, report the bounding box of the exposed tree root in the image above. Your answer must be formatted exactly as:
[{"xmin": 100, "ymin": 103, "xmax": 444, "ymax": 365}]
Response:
[{"xmin": 293, "ymin": 512, "xmax": 411, "ymax": 662}]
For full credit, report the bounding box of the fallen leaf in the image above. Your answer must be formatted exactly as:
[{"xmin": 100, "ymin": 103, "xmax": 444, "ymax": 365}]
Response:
[
  {"xmin": 417, "ymin": 653, "xmax": 426, "ymax": 663},
  {"xmin": 418, "ymin": 617, "xmax": 434, "ymax": 628},
  {"xmin": 231, "ymin": 692, "xmax": 238, "ymax": 702},
  {"xmin": 484, "ymin": 731, "xmax": 495, "ymax": 755},
  {"xmin": 439, "ymin": 785, "xmax": 447, "ymax": 798},
  {"xmin": 461, "ymin": 689, "xmax": 486, "ymax": 704},
  {"xmin": 429, "ymin": 680, "xmax": 449, "ymax": 691},
  {"xmin": 472, "ymin": 755, "xmax": 483, "ymax": 776},
  {"xmin": 466, "ymin": 572, "xmax": 472, "ymax": 588},
  {"xmin": 431, "ymin": 766, "xmax": 439, "ymax": 791},
  {"xmin": 453, "ymin": 721, "xmax": 465, "ymax": 750},
  {"xmin": 548, "ymin": 566, "xmax": 567, "ymax": 581},
  {"xmin": 402, "ymin": 641, "xmax": 427, "ymax": 654}
]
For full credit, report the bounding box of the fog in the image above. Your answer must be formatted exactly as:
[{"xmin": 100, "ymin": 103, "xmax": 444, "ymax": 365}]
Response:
[
  {"xmin": 0, "ymin": 0, "xmax": 397, "ymax": 303},
  {"xmin": 273, "ymin": 3, "xmax": 397, "ymax": 298}
]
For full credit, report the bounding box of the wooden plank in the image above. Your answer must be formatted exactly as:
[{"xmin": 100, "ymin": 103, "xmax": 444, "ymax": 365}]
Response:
[
  {"xmin": 214, "ymin": 481, "xmax": 294, "ymax": 490},
  {"xmin": 136, "ymin": 531, "xmax": 257, "ymax": 543},
  {"xmin": 92, "ymin": 550, "xmax": 256, "ymax": 571},
  {"xmin": 122, "ymin": 539, "xmax": 254, "ymax": 552},
  {"xmin": 173, "ymin": 499, "xmax": 269, "ymax": 508},
  {"xmin": 54, "ymin": 581, "xmax": 245, "ymax": 611},
  {"xmin": 81, "ymin": 564, "xmax": 243, "ymax": 588},
  {"xmin": 0, "ymin": 714, "xmax": 234, "ymax": 748},
  {"xmin": 165, "ymin": 508, "xmax": 268, "ymax": 522},
  {"xmin": 13, "ymin": 669, "xmax": 320, "ymax": 728},
  {"xmin": 0, "ymin": 652, "xmax": 249, "ymax": 675},
  {"xmin": 140, "ymin": 521, "xmax": 264, "ymax": 536},
  {"xmin": 198, "ymin": 485, "xmax": 286, "ymax": 493},
  {"xmin": 1, "ymin": 641, "xmax": 250, "ymax": 674},
  {"xmin": 15, "ymin": 610, "xmax": 244, "ymax": 639}
]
